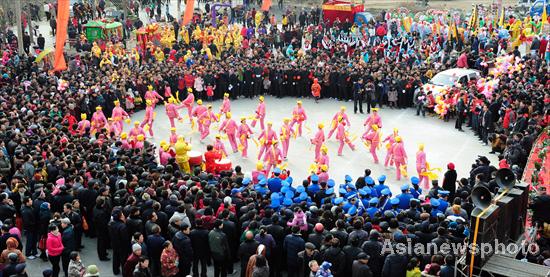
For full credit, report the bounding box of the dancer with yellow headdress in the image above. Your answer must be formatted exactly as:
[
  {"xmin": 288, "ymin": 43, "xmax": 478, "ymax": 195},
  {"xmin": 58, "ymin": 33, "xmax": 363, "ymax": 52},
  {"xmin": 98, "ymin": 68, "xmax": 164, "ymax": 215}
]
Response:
[
  {"xmin": 111, "ymin": 99, "xmax": 129, "ymax": 136},
  {"xmin": 327, "ymin": 106, "xmax": 350, "ymax": 139},
  {"xmin": 310, "ymin": 123, "xmax": 325, "ymax": 160},
  {"xmin": 140, "ymin": 100, "xmax": 156, "ymax": 137},
  {"xmin": 289, "ymin": 100, "xmax": 307, "ymax": 137},
  {"xmin": 144, "ymin": 85, "xmax": 163, "ymax": 108},
  {"xmin": 175, "ymin": 136, "xmax": 192, "ymax": 173},
  {"xmin": 238, "ymin": 117, "xmax": 253, "ymax": 158},
  {"xmin": 392, "ymin": 136, "xmax": 408, "ymax": 181},
  {"xmin": 383, "ymin": 128, "xmax": 399, "ymax": 168},
  {"xmin": 219, "ymin": 112, "xmax": 239, "ymax": 153},
  {"xmin": 90, "ymin": 106, "xmax": 108, "ymax": 135},
  {"xmin": 279, "ymin": 118, "xmax": 295, "ymax": 160},
  {"xmin": 363, "ymin": 124, "xmax": 381, "ymax": 164},
  {"xmin": 416, "ymin": 143, "xmax": 429, "ymax": 189}
]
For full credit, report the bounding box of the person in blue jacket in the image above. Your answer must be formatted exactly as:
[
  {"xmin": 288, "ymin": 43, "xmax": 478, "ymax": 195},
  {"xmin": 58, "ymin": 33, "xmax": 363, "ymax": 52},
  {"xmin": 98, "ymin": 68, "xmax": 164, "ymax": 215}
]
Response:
[
  {"xmin": 267, "ymin": 168, "xmax": 283, "ymax": 192},
  {"xmin": 396, "ymin": 184, "xmax": 413, "ymax": 210},
  {"xmin": 367, "ymin": 198, "xmax": 379, "ymax": 218},
  {"xmin": 374, "ymin": 175, "xmax": 389, "ymax": 196}
]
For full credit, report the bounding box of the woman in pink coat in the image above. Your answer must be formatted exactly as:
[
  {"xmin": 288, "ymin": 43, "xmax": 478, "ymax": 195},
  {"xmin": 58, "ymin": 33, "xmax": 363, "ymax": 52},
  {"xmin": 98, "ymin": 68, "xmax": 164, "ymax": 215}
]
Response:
[
  {"xmin": 363, "ymin": 108, "xmax": 382, "ymax": 133},
  {"xmin": 180, "ymin": 89, "xmax": 195, "ymax": 123},
  {"xmin": 140, "ymin": 100, "xmax": 155, "ymax": 137},
  {"xmin": 76, "ymin": 114, "xmax": 90, "ymax": 136},
  {"xmin": 280, "ymin": 118, "xmax": 295, "ymax": 160},
  {"xmin": 252, "ymin": 96, "xmax": 266, "ymax": 130},
  {"xmin": 238, "ymin": 117, "xmax": 253, "ymax": 158},
  {"xmin": 264, "ymin": 141, "xmax": 282, "ymax": 173},
  {"xmin": 219, "ymin": 112, "xmax": 239, "ymax": 153},
  {"xmin": 416, "ymin": 143, "xmax": 429, "ymax": 189},
  {"xmin": 336, "ymin": 120, "xmax": 355, "ymax": 156},
  {"xmin": 198, "ymin": 105, "xmax": 218, "ymax": 140},
  {"xmin": 90, "ymin": 106, "xmax": 108, "ymax": 135},
  {"xmin": 144, "ymin": 85, "xmax": 163, "ymax": 108},
  {"xmin": 310, "ymin": 123, "xmax": 325, "ymax": 160},
  {"xmin": 111, "ymin": 100, "xmax": 129, "ymax": 136},
  {"xmin": 392, "ymin": 136, "xmax": 407, "ymax": 181},
  {"xmin": 214, "ymin": 134, "xmax": 228, "ymax": 157},
  {"xmin": 219, "ymin": 93, "xmax": 231, "ymax": 114},
  {"xmin": 287, "ymin": 208, "xmax": 308, "ymax": 232},
  {"xmin": 289, "ymin": 100, "xmax": 307, "ymax": 137},
  {"xmin": 383, "ymin": 128, "xmax": 399, "ymax": 168},
  {"xmin": 363, "ymin": 124, "xmax": 381, "ymax": 164},
  {"xmin": 192, "ymin": 99, "xmax": 207, "ymax": 133},
  {"xmin": 46, "ymin": 224, "xmax": 64, "ymax": 277},
  {"xmin": 328, "ymin": 106, "xmax": 350, "ymax": 139},
  {"xmin": 165, "ymin": 97, "xmax": 182, "ymax": 128},
  {"xmin": 257, "ymin": 122, "xmax": 277, "ymax": 160}
]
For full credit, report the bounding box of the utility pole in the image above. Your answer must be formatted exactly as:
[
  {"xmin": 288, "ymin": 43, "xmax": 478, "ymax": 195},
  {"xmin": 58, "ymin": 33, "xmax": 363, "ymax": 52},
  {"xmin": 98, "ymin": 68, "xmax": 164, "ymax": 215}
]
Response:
[
  {"xmin": 15, "ymin": 0, "xmax": 24, "ymax": 54},
  {"xmin": 27, "ymin": 0, "xmax": 34, "ymax": 49}
]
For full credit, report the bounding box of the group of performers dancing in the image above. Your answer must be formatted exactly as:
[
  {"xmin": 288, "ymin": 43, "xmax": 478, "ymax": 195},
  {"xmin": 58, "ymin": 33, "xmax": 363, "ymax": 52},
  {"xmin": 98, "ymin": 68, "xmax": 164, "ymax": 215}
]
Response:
[{"xmin": 75, "ymin": 86, "xmax": 436, "ymax": 188}]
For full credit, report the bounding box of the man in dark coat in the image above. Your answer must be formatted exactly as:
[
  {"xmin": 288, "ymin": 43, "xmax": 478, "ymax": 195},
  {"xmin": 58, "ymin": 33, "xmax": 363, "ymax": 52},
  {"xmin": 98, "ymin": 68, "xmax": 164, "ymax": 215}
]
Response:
[
  {"xmin": 109, "ymin": 208, "xmax": 130, "ymax": 275},
  {"xmin": 173, "ymin": 223, "xmax": 193, "ymax": 276},
  {"xmin": 21, "ymin": 196, "xmax": 38, "ymax": 258},
  {"xmin": 352, "ymin": 252, "xmax": 373, "ymax": 277},
  {"xmin": 361, "ymin": 231, "xmax": 383, "ymax": 277},
  {"xmin": 283, "ymin": 226, "xmax": 305, "ymax": 277},
  {"xmin": 297, "ymin": 242, "xmax": 320, "ymax": 277},
  {"xmin": 189, "ymin": 218, "xmax": 210, "ymax": 277},
  {"xmin": 146, "ymin": 225, "xmax": 166, "ymax": 276},
  {"xmin": 238, "ymin": 231, "xmax": 259, "ymax": 277},
  {"xmin": 442, "ymin": 163, "xmax": 458, "ymax": 201},
  {"xmin": 381, "ymin": 234, "xmax": 408, "ymax": 277},
  {"xmin": 322, "ymin": 238, "xmax": 346, "ymax": 277},
  {"xmin": 209, "ymin": 220, "xmax": 231, "ymax": 277}
]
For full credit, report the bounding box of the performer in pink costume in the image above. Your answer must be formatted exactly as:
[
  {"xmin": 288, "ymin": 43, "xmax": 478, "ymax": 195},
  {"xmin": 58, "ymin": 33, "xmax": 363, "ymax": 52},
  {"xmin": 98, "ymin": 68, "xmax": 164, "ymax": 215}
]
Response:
[
  {"xmin": 169, "ymin": 128, "xmax": 178, "ymax": 146},
  {"xmin": 120, "ymin": 132, "xmax": 131, "ymax": 150},
  {"xmin": 238, "ymin": 117, "xmax": 253, "ymax": 158},
  {"xmin": 129, "ymin": 121, "xmax": 146, "ymax": 144},
  {"xmin": 392, "ymin": 136, "xmax": 407, "ymax": 181},
  {"xmin": 219, "ymin": 112, "xmax": 239, "ymax": 153},
  {"xmin": 257, "ymin": 122, "xmax": 278, "ymax": 160},
  {"xmin": 76, "ymin": 114, "xmax": 91, "ymax": 136},
  {"xmin": 383, "ymin": 128, "xmax": 399, "ymax": 168},
  {"xmin": 416, "ymin": 143, "xmax": 430, "ymax": 189},
  {"xmin": 363, "ymin": 108, "xmax": 382, "ymax": 133},
  {"xmin": 198, "ymin": 105, "xmax": 218, "ymax": 140},
  {"xmin": 159, "ymin": 141, "xmax": 173, "ymax": 165},
  {"xmin": 134, "ymin": 134, "xmax": 145, "ymax": 150},
  {"xmin": 90, "ymin": 106, "xmax": 108, "ymax": 135},
  {"xmin": 316, "ymin": 145, "xmax": 330, "ymax": 169},
  {"xmin": 363, "ymin": 124, "xmax": 381, "ymax": 164},
  {"xmin": 289, "ymin": 100, "xmax": 307, "ymax": 137},
  {"xmin": 181, "ymin": 88, "xmax": 195, "ymax": 123},
  {"xmin": 111, "ymin": 100, "xmax": 129, "ymax": 136},
  {"xmin": 252, "ymin": 161, "xmax": 268, "ymax": 183},
  {"xmin": 264, "ymin": 141, "xmax": 283, "ymax": 173},
  {"xmin": 310, "ymin": 123, "xmax": 325, "ymax": 160},
  {"xmin": 192, "ymin": 99, "xmax": 207, "ymax": 133},
  {"xmin": 328, "ymin": 106, "xmax": 350, "ymax": 139},
  {"xmin": 144, "ymin": 85, "xmax": 163, "ymax": 108},
  {"xmin": 219, "ymin": 93, "xmax": 231, "ymax": 114},
  {"xmin": 140, "ymin": 100, "xmax": 155, "ymax": 137},
  {"xmin": 214, "ymin": 134, "xmax": 228, "ymax": 157},
  {"xmin": 336, "ymin": 119, "xmax": 355, "ymax": 156},
  {"xmin": 279, "ymin": 118, "xmax": 295, "ymax": 160},
  {"xmin": 251, "ymin": 96, "xmax": 266, "ymax": 130},
  {"xmin": 165, "ymin": 98, "xmax": 182, "ymax": 128}
]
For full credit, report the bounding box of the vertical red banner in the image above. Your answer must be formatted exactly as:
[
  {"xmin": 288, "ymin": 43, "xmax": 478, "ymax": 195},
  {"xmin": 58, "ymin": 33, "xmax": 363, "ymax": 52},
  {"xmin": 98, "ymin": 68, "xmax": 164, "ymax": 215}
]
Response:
[
  {"xmin": 261, "ymin": 0, "xmax": 272, "ymax": 11},
  {"xmin": 53, "ymin": 0, "xmax": 70, "ymax": 71},
  {"xmin": 183, "ymin": 0, "xmax": 195, "ymax": 25}
]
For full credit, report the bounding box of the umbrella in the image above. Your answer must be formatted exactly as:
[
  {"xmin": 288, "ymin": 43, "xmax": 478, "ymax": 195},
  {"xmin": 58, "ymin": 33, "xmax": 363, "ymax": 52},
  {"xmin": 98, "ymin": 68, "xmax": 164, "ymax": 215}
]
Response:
[{"xmin": 35, "ymin": 48, "xmax": 54, "ymax": 63}]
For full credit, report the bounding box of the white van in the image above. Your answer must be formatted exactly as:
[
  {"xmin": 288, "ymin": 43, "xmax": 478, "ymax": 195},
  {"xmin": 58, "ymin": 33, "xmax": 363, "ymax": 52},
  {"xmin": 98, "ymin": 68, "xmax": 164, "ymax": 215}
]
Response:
[{"xmin": 422, "ymin": 68, "xmax": 481, "ymax": 95}]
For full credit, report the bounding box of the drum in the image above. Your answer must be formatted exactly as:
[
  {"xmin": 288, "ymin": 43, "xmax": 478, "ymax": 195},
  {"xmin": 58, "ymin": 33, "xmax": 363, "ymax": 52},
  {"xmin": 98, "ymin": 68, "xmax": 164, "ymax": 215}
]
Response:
[
  {"xmin": 188, "ymin": 151, "xmax": 203, "ymax": 167},
  {"xmin": 216, "ymin": 159, "xmax": 232, "ymax": 172}
]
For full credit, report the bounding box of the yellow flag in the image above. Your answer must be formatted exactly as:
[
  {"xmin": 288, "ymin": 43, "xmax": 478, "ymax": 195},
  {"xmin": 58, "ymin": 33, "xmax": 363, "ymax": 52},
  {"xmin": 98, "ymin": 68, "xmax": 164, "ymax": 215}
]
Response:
[
  {"xmin": 499, "ymin": 5, "xmax": 505, "ymax": 28},
  {"xmin": 543, "ymin": 3, "xmax": 548, "ymax": 29}
]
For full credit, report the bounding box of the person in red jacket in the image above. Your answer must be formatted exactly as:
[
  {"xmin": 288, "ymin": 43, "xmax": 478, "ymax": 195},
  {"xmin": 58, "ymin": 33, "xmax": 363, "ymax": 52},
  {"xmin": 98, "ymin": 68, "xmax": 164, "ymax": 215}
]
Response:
[
  {"xmin": 46, "ymin": 224, "xmax": 64, "ymax": 277},
  {"xmin": 204, "ymin": 145, "xmax": 222, "ymax": 174}
]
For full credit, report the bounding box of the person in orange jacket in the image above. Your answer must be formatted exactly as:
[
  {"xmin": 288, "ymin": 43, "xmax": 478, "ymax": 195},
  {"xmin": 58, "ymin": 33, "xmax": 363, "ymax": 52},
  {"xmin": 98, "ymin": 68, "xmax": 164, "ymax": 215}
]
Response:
[{"xmin": 311, "ymin": 78, "xmax": 321, "ymax": 103}]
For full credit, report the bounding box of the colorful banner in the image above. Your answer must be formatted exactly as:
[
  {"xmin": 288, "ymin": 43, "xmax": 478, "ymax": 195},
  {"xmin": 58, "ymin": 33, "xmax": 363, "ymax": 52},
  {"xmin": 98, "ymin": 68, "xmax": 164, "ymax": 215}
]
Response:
[
  {"xmin": 261, "ymin": 0, "xmax": 272, "ymax": 11},
  {"xmin": 53, "ymin": 0, "xmax": 70, "ymax": 71},
  {"xmin": 183, "ymin": 0, "xmax": 195, "ymax": 25},
  {"xmin": 322, "ymin": 4, "xmax": 352, "ymax": 12}
]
